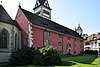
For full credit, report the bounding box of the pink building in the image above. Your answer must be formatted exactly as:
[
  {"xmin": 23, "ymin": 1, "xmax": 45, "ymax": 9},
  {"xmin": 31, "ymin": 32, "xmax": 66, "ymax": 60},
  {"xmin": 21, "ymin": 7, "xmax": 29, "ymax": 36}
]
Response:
[{"xmin": 15, "ymin": 0, "xmax": 84, "ymax": 55}]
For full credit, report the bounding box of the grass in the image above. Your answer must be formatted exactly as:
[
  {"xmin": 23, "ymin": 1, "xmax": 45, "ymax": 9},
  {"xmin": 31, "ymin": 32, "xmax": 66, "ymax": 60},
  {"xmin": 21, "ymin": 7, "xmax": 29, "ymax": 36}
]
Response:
[
  {"xmin": 0, "ymin": 54, "xmax": 99, "ymax": 67},
  {"xmin": 60, "ymin": 54, "xmax": 99, "ymax": 67}
]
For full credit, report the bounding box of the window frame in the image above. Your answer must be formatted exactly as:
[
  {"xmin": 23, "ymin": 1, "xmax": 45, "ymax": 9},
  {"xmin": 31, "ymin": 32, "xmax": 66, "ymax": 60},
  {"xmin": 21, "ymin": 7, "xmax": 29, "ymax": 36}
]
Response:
[
  {"xmin": 58, "ymin": 34, "xmax": 62, "ymax": 38},
  {"xmin": 44, "ymin": 39, "xmax": 50, "ymax": 46},
  {"xmin": 68, "ymin": 37, "xmax": 70, "ymax": 40},
  {"xmin": 44, "ymin": 31, "xmax": 50, "ymax": 36},
  {"xmin": 43, "ymin": 10, "xmax": 50, "ymax": 15},
  {"xmin": 0, "ymin": 29, "xmax": 9, "ymax": 50},
  {"xmin": 58, "ymin": 42, "xmax": 62, "ymax": 46}
]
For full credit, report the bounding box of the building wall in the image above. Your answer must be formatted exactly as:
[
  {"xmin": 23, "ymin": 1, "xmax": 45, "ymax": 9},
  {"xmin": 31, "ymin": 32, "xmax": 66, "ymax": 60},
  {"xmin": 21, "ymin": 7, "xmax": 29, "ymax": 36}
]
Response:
[
  {"xmin": 31, "ymin": 25, "xmax": 84, "ymax": 55},
  {"xmin": 32, "ymin": 26, "xmax": 44, "ymax": 47},
  {"xmin": 15, "ymin": 8, "xmax": 84, "ymax": 55},
  {"xmin": 0, "ymin": 22, "xmax": 20, "ymax": 62},
  {"xmin": 15, "ymin": 8, "xmax": 29, "ymax": 46},
  {"xmin": 90, "ymin": 40, "xmax": 99, "ymax": 51}
]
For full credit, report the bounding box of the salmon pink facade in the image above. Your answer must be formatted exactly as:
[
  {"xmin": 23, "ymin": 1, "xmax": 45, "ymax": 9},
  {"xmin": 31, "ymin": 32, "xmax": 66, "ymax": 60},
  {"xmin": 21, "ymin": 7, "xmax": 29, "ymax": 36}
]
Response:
[{"xmin": 15, "ymin": 1, "xmax": 84, "ymax": 55}]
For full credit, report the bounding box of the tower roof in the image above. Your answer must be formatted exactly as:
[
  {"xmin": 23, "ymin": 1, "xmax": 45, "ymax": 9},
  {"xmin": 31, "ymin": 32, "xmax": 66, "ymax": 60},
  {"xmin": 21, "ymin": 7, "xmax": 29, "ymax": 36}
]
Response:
[
  {"xmin": 39, "ymin": 0, "xmax": 46, "ymax": 5},
  {"xmin": 33, "ymin": 0, "xmax": 51, "ymax": 10},
  {"xmin": 76, "ymin": 24, "xmax": 83, "ymax": 31}
]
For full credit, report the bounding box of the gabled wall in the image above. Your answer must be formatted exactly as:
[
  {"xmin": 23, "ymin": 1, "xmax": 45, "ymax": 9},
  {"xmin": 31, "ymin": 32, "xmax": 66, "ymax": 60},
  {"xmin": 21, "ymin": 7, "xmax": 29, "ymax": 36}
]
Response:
[{"xmin": 15, "ymin": 8, "xmax": 29, "ymax": 47}]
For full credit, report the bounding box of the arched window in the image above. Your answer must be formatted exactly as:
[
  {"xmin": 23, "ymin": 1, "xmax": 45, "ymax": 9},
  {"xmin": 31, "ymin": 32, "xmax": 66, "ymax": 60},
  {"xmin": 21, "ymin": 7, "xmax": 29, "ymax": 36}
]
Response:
[
  {"xmin": 0, "ymin": 29, "xmax": 9, "ymax": 49},
  {"xmin": 67, "ymin": 43, "xmax": 71, "ymax": 54},
  {"xmin": 15, "ymin": 34, "xmax": 17, "ymax": 50}
]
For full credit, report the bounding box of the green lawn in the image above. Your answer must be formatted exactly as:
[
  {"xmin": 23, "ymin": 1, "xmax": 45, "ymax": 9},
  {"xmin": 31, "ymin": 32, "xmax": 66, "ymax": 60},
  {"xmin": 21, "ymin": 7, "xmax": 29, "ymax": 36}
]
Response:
[
  {"xmin": 1, "ymin": 54, "xmax": 100, "ymax": 67},
  {"xmin": 59, "ymin": 54, "xmax": 99, "ymax": 67}
]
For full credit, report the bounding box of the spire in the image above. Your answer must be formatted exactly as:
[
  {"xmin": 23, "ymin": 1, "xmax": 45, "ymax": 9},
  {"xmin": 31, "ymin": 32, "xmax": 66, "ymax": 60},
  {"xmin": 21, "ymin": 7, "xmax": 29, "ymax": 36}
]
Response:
[
  {"xmin": 78, "ymin": 24, "xmax": 82, "ymax": 30},
  {"xmin": 75, "ymin": 24, "xmax": 83, "ymax": 35},
  {"xmin": 39, "ymin": 0, "xmax": 46, "ymax": 5},
  {"xmin": 18, "ymin": 2, "xmax": 21, "ymax": 8}
]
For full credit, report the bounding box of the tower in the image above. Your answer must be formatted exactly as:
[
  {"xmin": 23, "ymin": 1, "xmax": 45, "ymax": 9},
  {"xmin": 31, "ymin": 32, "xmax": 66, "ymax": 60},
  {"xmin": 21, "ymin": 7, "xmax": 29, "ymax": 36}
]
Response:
[
  {"xmin": 33, "ymin": 0, "xmax": 52, "ymax": 20},
  {"xmin": 75, "ymin": 24, "xmax": 83, "ymax": 35}
]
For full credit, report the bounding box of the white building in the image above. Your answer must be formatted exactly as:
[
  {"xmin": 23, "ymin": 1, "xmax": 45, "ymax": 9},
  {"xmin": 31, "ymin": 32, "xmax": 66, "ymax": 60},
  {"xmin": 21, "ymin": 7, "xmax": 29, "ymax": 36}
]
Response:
[{"xmin": 83, "ymin": 33, "xmax": 100, "ymax": 51}]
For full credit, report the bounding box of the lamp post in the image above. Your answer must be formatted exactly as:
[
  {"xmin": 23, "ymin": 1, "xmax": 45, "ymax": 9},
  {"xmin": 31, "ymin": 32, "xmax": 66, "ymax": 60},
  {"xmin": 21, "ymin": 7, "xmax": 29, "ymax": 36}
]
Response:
[{"xmin": 98, "ymin": 38, "xmax": 100, "ymax": 66}]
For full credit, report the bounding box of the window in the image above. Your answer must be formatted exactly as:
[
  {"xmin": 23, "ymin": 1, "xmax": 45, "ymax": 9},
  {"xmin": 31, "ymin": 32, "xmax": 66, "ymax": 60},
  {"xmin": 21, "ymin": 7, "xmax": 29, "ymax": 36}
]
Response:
[
  {"xmin": 15, "ymin": 34, "xmax": 19, "ymax": 50},
  {"xmin": 74, "ymin": 44, "xmax": 76, "ymax": 48},
  {"xmin": 80, "ymin": 40, "xmax": 82, "ymax": 48},
  {"xmin": 36, "ymin": 11, "xmax": 40, "ymax": 15},
  {"xmin": 74, "ymin": 50, "xmax": 76, "ymax": 54},
  {"xmin": 44, "ymin": 31, "xmax": 50, "ymax": 36},
  {"xmin": 0, "ymin": 29, "xmax": 8, "ymax": 49},
  {"xmin": 44, "ymin": 39, "xmax": 50, "ymax": 46},
  {"xmin": 99, "ymin": 43, "xmax": 100, "ymax": 46},
  {"xmin": 67, "ymin": 43, "xmax": 71, "ymax": 48},
  {"xmin": 58, "ymin": 34, "xmax": 62, "ymax": 38},
  {"xmin": 74, "ymin": 39, "xmax": 77, "ymax": 42},
  {"xmin": 43, "ymin": 10, "xmax": 50, "ymax": 15},
  {"xmin": 68, "ymin": 37, "xmax": 70, "ymax": 40},
  {"xmin": 58, "ymin": 42, "xmax": 62, "ymax": 46}
]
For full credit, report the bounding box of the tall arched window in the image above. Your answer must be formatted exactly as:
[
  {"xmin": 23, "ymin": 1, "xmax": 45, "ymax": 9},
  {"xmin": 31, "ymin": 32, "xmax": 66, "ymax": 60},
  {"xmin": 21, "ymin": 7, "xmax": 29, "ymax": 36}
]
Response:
[{"xmin": 0, "ymin": 29, "xmax": 9, "ymax": 49}]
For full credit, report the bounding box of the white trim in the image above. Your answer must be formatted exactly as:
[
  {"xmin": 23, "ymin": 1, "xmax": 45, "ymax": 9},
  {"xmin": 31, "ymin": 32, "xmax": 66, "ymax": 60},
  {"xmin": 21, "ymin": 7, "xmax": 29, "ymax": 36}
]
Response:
[{"xmin": 28, "ymin": 23, "xmax": 33, "ymax": 47}]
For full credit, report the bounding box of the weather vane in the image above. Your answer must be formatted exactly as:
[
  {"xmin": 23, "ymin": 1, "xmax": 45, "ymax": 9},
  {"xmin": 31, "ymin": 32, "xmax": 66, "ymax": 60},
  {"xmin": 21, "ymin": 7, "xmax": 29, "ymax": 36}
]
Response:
[{"xmin": 18, "ymin": 2, "xmax": 21, "ymax": 8}]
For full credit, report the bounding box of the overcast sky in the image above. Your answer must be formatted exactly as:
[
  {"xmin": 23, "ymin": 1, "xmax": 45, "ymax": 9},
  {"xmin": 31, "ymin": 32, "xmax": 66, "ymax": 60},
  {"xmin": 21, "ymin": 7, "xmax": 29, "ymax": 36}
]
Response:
[{"xmin": 1, "ymin": 0, "xmax": 100, "ymax": 35}]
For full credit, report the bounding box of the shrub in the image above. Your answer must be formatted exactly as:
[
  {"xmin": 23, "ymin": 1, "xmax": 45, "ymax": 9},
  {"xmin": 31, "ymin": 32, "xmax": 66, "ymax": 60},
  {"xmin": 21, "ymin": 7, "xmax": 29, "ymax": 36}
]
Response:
[
  {"xmin": 9, "ymin": 47, "xmax": 36, "ymax": 66},
  {"xmin": 10, "ymin": 46, "xmax": 61, "ymax": 66},
  {"xmin": 33, "ymin": 46, "xmax": 61, "ymax": 65}
]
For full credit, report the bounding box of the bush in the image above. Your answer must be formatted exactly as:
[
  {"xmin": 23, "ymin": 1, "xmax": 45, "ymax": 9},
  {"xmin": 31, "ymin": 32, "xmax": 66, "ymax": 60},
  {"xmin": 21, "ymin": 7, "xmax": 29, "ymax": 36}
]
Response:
[
  {"xmin": 33, "ymin": 46, "xmax": 61, "ymax": 66},
  {"xmin": 9, "ymin": 47, "xmax": 36, "ymax": 66},
  {"xmin": 10, "ymin": 46, "xmax": 61, "ymax": 66}
]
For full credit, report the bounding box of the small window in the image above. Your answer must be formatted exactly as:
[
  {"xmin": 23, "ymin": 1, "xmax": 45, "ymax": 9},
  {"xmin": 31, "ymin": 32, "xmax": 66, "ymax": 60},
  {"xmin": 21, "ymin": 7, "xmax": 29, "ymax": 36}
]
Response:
[
  {"xmin": 58, "ymin": 34, "xmax": 62, "ymax": 38},
  {"xmin": 43, "ymin": 10, "xmax": 50, "ymax": 15},
  {"xmin": 44, "ymin": 39, "xmax": 50, "ymax": 46},
  {"xmin": 44, "ymin": 31, "xmax": 50, "ymax": 36},
  {"xmin": 99, "ymin": 43, "xmax": 100, "ymax": 46},
  {"xmin": 74, "ymin": 39, "xmax": 77, "ymax": 43},
  {"xmin": 74, "ymin": 44, "xmax": 76, "ymax": 48},
  {"xmin": 68, "ymin": 37, "xmax": 70, "ymax": 40},
  {"xmin": 74, "ymin": 50, "xmax": 76, "ymax": 54},
  {"xmin": 95, "ymin": 42, "xmax": 97, "ymax": 44},
  {"xmin": 58, "ymin": 42, "xmax": 62, "ymax": 46},
  {"xmin": 36, "ymin": 11, "xmax": 40, "ymax": 15},
  {"xmin": 80, "ymin": 40, "xmax": 82, "ymax": 48}
]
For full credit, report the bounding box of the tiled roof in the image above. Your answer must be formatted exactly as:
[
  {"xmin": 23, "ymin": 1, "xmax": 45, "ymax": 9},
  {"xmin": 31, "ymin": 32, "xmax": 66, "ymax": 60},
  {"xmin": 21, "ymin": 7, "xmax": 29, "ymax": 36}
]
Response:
[
  {"xmin": 0, "ymin": 5, "xmax": 20, "ymax": 29},
  {"xmin": 83, "ymin": 33, "xmax": 100, "ymax": 42},
  {"xmin": 21, "ymin": 8, "xmax": 82, "ymax": 39}
]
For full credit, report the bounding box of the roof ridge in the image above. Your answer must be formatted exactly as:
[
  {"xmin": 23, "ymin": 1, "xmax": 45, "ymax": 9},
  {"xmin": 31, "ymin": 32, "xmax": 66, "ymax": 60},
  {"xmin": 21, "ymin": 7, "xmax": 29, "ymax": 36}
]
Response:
[{"xmin": 20, "ymin": 7, "xmax": 82, "ymax": 38}]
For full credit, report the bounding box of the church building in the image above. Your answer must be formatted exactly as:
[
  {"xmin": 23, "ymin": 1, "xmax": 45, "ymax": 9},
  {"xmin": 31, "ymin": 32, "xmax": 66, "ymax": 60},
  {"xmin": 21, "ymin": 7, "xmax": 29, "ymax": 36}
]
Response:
[
  {"xmin": 15, "ymin": 0, "xmax": 84, "ymax": 55},
  {"xmin": 0, "ymin": 5, "xmax": 21, "ymax": 63}
]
